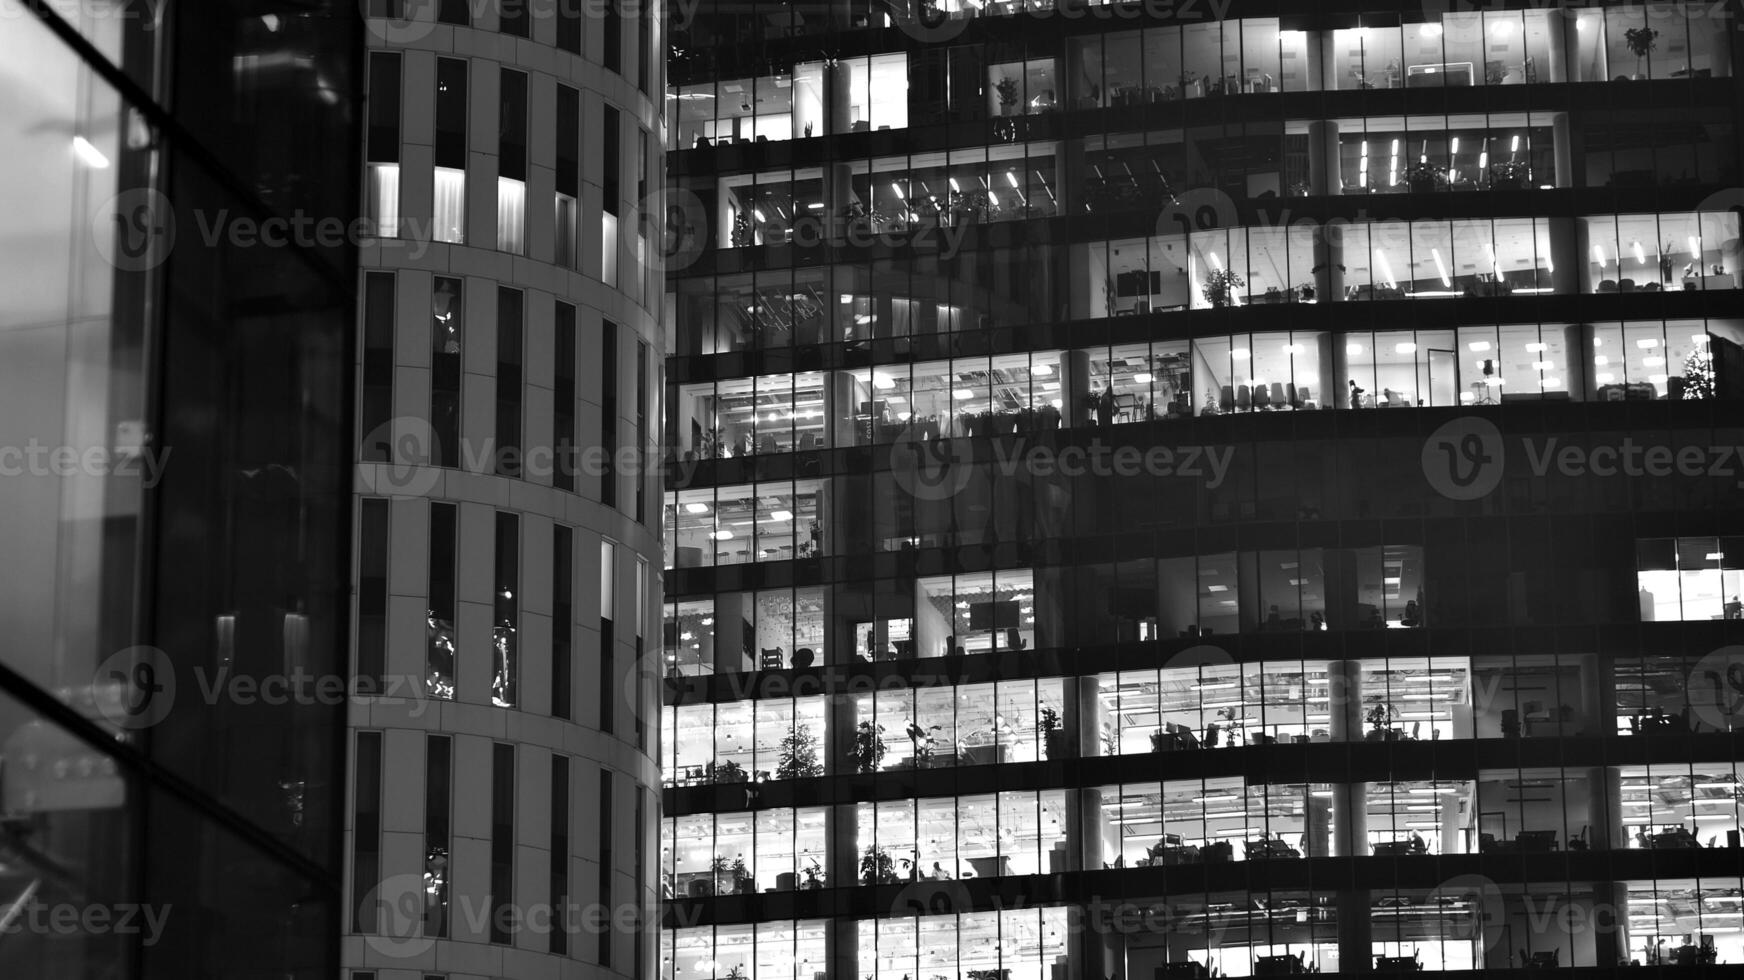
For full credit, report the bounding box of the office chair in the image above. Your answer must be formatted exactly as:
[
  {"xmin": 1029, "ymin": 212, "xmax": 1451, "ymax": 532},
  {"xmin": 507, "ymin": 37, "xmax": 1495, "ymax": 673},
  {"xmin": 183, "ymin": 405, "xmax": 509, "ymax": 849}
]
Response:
[
  {"xmin": 1236, "ymin": 385, "xmax": 1251, "ymax": 411},
  {"xmin": 1251, "ymin": 384, "xmax": 1271, "ymax": 410}
]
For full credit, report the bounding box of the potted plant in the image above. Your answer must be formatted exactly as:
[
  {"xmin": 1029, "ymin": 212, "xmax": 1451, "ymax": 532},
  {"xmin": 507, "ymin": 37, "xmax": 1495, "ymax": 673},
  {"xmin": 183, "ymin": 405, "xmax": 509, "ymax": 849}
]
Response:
[
  {"xmin": 1403, "ymin": 162, "xmax": 1447, "ymax": 193},
  {"xmin": 860, "ymin": 844, "xmax": 899, "ymax": 885},
  {"xmin": 709, "ymin": 854, "xmax": 732, "ymax": 894},
  {"xmin": 800, "ymin": 860, "xmax": 826, "ymax": 889},
  {"xmin": 712, "ymin": 759, "xmax": 748, "ymax": 783},
  {"xmin": 906, "ymin": 720, "xmax": 942, "ymax": 767},
  {"xmin": 995, "ymin": 75, "xmax": 1021, "ymax": 116},
  {"xmin": 776, "ymin": 723, "xmax": 823, "ymax": 779},
  {"xmin": 1288, "ymin": 179, "xmax": 1312, "ymax": 198},
  {"xmin": 1624, "ymin": 26, "xmax": 1658, "ymax": 80},
  {"xmin": 730, "ymin": 856, "xmax": 755, "ymax": 894},
  {"xmin": 1488, "ymin": 161, "xmax": 1528, "ymax": 190},
  {"xmin": 1203, "ymin": 267, "xmax": 1247, "ymax": 308},
  {"xmin": 850, "ymin": 720, "xmax": 887, "ymax": 773},
  {"xmin": 1038, "ymin": 706, "xmax": 1067, "ymax": 760},
  {"xmin": 721, "ymin": 966, "xmax": 747, "ymax": 980},
  {"xmin": 1681, "ymin": 346, "xmax": 1714, "ymax": 399}
]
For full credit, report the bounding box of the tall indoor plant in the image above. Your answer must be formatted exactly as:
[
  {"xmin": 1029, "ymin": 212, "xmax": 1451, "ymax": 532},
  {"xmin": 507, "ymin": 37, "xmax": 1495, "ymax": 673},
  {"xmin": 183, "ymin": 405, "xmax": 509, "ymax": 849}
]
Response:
[{"xmin": 1624, "ymin": 26, "xmax": 1658, "ymax": 80}]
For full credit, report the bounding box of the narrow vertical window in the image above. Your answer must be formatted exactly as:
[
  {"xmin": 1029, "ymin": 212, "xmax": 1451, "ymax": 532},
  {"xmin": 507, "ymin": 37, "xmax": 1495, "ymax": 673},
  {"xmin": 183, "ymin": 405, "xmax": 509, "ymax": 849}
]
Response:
[
  {"xmin": 497, "ymin": 69, "xmax": 527, "ymax": 254},
  {"xmin": 553, "ymin": 302, "xmax": 577, "ymax": 492},
  {"xmin": 424, "ymin": 735, "xmax": 452, "ymax": 938},
  {"xmin": 555, "ymin": 85, "xmax": 580, "ymax": 269},
  {"xmin": 597, "ymin": 770, "xmax": 614, "ymax": 966},
  {"xmin": 632, "ymin": 788, "xmax": 647, "ymax": 980},
  {"xmin": 495, "ymin": 287, "xmax": 523, "ymax": 477},
  {"xmin": 500, "ymin": 0, "xmax": 528, "ymax": 36},
  {"xmin": 433, "ymin": 58, "xmax": 468, "ymax": 244},
  {"xmin": 553, "ymin": 524, "xmax": 574, "ymax": 720},
  {"xmin": 550, "ymin": 754, "xmax": 570, "ymax": 955},
  {"xmin": 634, "ymin": 556, "xmax": 648, "ymax": 748},
  {"xmin": 602, "ymin": 0, "xmax": 622, "ymax": 75},
  {"xmin": 634, "ymin": 340, "xmax": 648, "ymax": 523},
  {"xmin": 556, "ymin": 0, "xmax": 581, "ymax": 53},
  {"xmin": 600, "ymin": 321, "xmax": 618, "ymax": 507},
  {"xmin": 599, "ymin": 540, "xmax": 616, "ymax": 734},
  {"xmin": 489, "ymin": 743, "xmax": 515, "ymax": 945},
  {"xmin": 635, "ymin": 0, "xmax": 650, "ymax": 92},
  {"xmin": 366, "ymin": 53, "xmax": 402, "ymax": 237},
  {"xmin": 601, "ymin": 107, "xmax": 620, "ymax": 287},
  {"xmin": 431, "ymin": 277, "xmax": 462, "ymax": 468},
  {"xmin": 360, "ymin": 271, "xmax": 395, "ymax": 461},
  {"xmin": 428, "ymin": 503, "xmax": 457, "ymax": 699},
  {"xmin": 493, "ymin": 511, "xmax": 519, "ymax": 707},
  {"xmin": 351, "ymin": 731, "xmax": 383, "ymax": 933},
  {"xmin": 357, "ymin": 499, "xmax": 389, "ymax": 692}
]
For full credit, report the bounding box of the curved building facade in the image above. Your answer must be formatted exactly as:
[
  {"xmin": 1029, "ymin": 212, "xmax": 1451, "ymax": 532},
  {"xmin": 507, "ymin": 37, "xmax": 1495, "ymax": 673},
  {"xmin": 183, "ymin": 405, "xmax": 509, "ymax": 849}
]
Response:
[
  {"xmin": 347, "ymin": 3, "xmax": 666, "ymax": 979},
  {"xmin": 660, "ymin": 1, "xmax": 1744, "ymax": 978}
]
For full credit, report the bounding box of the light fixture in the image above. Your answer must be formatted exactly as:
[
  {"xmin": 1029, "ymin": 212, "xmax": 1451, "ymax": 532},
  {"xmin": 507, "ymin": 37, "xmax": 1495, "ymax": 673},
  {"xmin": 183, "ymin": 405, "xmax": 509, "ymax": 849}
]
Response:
[
  {"xmin": 753, "ymin": 208, "xmax": 766, "ymax": 222},
  {"xmin": 1032, "ymin": 363, "xmax": 1053, "ymax": 376},
  {"xmin": 1396, "ymin": 342, "xmax": 1417, "ymax": 354},
  {"xmin": 1432, "ymin": 249, "xmax": 1451, "ymax": 287},
  {"xmin": 1421, "ymin": 22, "xmax": 1442, "ymax": 37},
  {"xmin": 1347, "ymin": 343, "xmax": 1365, "ymax": 355},
  {"xmin": 709, "ymin": 530, "xmax": 734, "ymax": 540},
  {"xmin": 1542, "ymin": 377, "xmax": 1562, "ymax": 388},
  {"xmin": 1208, "ymin": 252, "xmax": 1223, "ymax": 271},
  {"xmin": 1689, "ymin": 236, "xmax": 1702, "ymax": 257},
  {"xmin": 1510, "ymin": 135, "xmax": 1521, "ymax": 153},
  {"xmin": 1006, "ymin": 170, "xmax": 1019, "ymax": 188},
  {"xmin": 949, "ymin": 177, "xmax": 961, "ymax": 193},
  {"xmin": 1491, "ymin": 17, "xmax": 1513, "ymax": 35},
  {"xmin": 873, "ymin": 373, "xmax": 895, "ymax": 389},
  {"xmin": 1532, "ymin": 360, "xmax": 1554, "ymax": 371},
  {"xmin": 1596, "ymin": 372, "xmax": 1615, "ymax": 383},
  {"xmin": 1637, "ymin": 337, "xmax": 1659, "ymax": 349},
  {"xmin": 1595, "ymin": 355, "xmax": 1609, "ymax": 366},
  {"xmin": 684, "ymin": 502, "xmax": 710, "ymax": 514},
  {"xmin": 72, "ymin": 136, "xmax": 110, "ymax": 169},
  {"xmin": 1230, "ymin": 348, "xmax": 1250, "ymax": 360},
  {"xmin": 1643, "ymin": 356, "xmax": 1665, "ymax": 367},
  {"xmin": 1469, "ymin": 341, "xmax": 1492, "ymax": 352},
  {"xmin": 1648, "ymin": 373, "xmax": 1669, "ymax": 384},
  {"xmin": 769, "ymin": 509, "xmax": 793, "ymax": 522},
  {"xmin": 1283, "ymin": 343, "xmax": 1306, "ymax": 355},
  {"xmin": 890, "ymin": 182, "xmax": 905, "ymax": 200},
  {"xmin": 952, "ymin": 389, "xmax": 974, "ymax": 400},
  {"xmin": 1632, "ymin": 241, "xmax": 1647, "ymax": 265},
  {"xmin": 1693, "ymin": 333, "xmax": 1711, "ymax": 345},
  {"xmin": 1134, "ymin": 373, "xmax": 1153, "ymax": 384},
  {"xmin": 1525, "ymin": 341, "xmax": 1547, "ymax": 352}
]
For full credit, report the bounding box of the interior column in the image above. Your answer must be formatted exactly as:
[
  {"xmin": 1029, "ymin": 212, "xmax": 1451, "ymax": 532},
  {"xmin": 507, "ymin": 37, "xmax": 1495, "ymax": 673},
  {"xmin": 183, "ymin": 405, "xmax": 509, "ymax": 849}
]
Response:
[
  {"xmin": 1586, "ymin": 765, "xmax": 1623, "ymax": 850},
  {"xmin": 1309, "ymin": 120, "xmax": 1342, "ymax": 196},
  {"xmin": 1314, "ymin": 222, "xmax": 1346, "ymax": 304},
  {"xmin": 1060, "ymin": 349, "xmax": 1092, "ymax": 427}
]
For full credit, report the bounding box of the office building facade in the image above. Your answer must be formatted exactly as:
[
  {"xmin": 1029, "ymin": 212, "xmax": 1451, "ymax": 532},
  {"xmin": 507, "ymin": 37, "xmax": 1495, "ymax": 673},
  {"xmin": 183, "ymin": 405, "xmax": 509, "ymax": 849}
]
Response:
[
  {"xmin": 0, "ymin": 0, "xmax": 360, "ymax": 977},
  {"xmin": 345, "ymin": 2, "xmax": 666, "ymax": 979},
  {"xmin": 660, "ymin": 1, "xmax": 1744, "ymax": 976}
]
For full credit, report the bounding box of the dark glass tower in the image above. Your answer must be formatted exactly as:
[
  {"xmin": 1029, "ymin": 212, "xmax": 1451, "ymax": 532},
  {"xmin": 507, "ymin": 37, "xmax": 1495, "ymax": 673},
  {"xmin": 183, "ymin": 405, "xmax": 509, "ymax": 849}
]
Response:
[
  {"xmin": 660, "ymin": 2, "xmax": 1744, "ymax": 978},
  {"xmin": 0, "ymin": 0, "xmax": 360, "ymax": 977}
]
